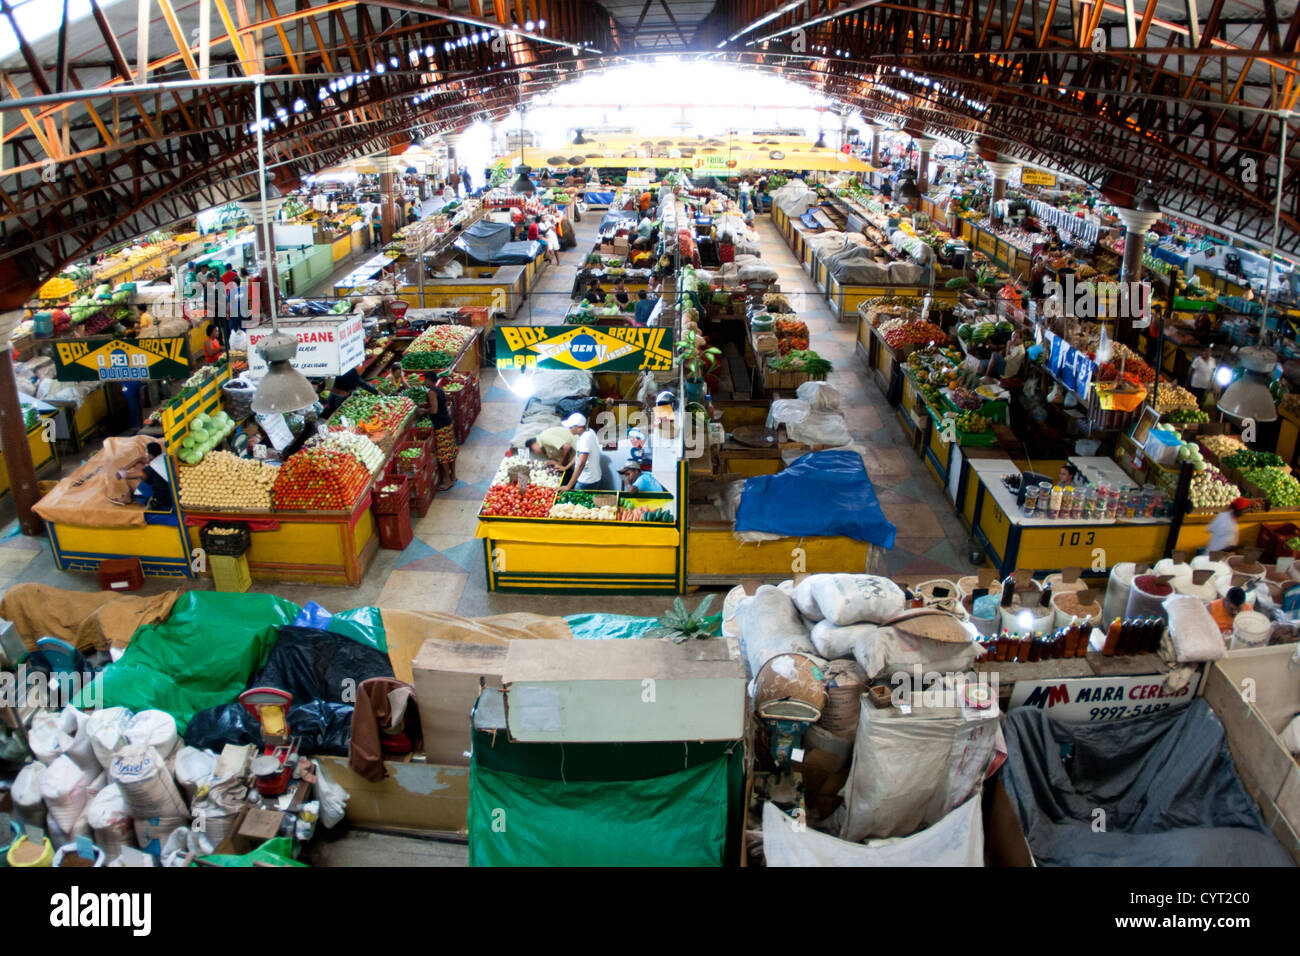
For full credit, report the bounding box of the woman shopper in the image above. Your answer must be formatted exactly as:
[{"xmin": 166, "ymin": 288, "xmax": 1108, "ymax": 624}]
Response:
[{"xmin": 423, "ymin": 372, "xmax": 459, "ymax": 491}]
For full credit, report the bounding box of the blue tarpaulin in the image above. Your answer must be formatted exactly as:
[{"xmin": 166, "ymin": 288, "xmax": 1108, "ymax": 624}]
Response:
[
  {"xmin": 490, "ymin": 239, "xmax": 545, "ymax": 264},
  {"xmin": 734, "ymin": 450, "xmax": 896, "ymax": 549},
  {"xmin": 585, "ymin": 191, "xmax": 615, "ymax": 206},
  {"xmin": 564, "ymin": 613, "xmax": 662, "ymax": 640}
]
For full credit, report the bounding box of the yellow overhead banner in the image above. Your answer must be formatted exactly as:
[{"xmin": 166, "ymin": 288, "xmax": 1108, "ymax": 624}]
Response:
[
  {"xmin": 497, "ymin": 134, "xmax": 874, "ymax": 174},
  {"xmin": 1021, "ymin": 169, "xmax": 1057, "ymax": 187}
]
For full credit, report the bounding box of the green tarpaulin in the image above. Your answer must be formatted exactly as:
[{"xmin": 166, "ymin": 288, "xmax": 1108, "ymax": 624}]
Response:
[
  {"xmin": 197, "ymin": 837, "xmax": 305, "ymax": 867},
  {"xmin": 468, "ymin": 757, "xmax": 731, "ymax": 867},
  {"xmin": 76, "ymin": 592, "xmax": 390, "ymax": 734},
  {"xmin": 562, "ymin": 613, "xmax": 661, "ymax": 641}
]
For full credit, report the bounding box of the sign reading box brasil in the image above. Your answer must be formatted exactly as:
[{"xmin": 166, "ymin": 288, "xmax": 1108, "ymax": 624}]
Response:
[
  {"xmin": 53, "ymin": 337, "xmax": 190, "ymax": 382},
  {"xmin": 246, "ymin": 316, "xmax": 365, "ymax": 378},
  {"xmin": 495, "ymin": 326, "xmax": 675, "ymax": 372}
]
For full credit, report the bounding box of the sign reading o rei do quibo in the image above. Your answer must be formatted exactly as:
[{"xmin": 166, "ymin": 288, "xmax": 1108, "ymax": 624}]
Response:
[
  {"xmin": 495, "ymin": 326, "xmax": 675, "ymax": 373},
  {"xmin": 246, "ymin": 316, "xmax": 365, "ymax": 379},
  {"xmin": 53, "ymin": 337, "xmax": 190, "ymax": 382}
]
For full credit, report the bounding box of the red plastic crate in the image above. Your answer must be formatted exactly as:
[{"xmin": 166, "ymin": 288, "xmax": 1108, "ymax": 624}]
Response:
[
  {"xmin": 372, "ymin": 474, "xmax": 412, "ymax": 515},
  {"xmin": 411, "ymin": 469, "xmax": 435, "ymax": 517},
  {"xmin": 377, "ymin": 510, "xmax": 413, "ymax": 550},
  {"xmin": 98, "ymin": 557, "xmax": 144, "ymax": 592},
  {"xmin": 393, "ymin": 441, "xmax": 429, "ymax": 475}
]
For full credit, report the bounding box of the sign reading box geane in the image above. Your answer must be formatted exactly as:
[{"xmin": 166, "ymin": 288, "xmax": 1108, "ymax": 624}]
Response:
[{"xmin": 246, "ymin": 315, "xmax": 365, "ymax": 378}]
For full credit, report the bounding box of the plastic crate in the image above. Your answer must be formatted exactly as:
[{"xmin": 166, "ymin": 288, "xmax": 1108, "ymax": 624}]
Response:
[
  {"xmin": 393, "ymin": 441, "xmax": 428, "ymax": 475},
  {"xmin": 97, "ymin": 557, "xmax": 143, "ymax": 592},
  {"xmin": 199, "ymin": 522, "xmax": 251, "ymax": 557},
  {"xmin": 1255, "ymin": 522, "xmax": 1300, "ymax": 562},
  {"xmin": 210, "ymin": 553, "xmax": 251, "ymax": 593},
  {"xmin": 372, "ymin": 475, "xmax": 412, "ymax": 515},
  {"xmin": 377, "ymin": 510, "xmax": 414, "ymax": 550},
  {"xmin": 411, "ymin": 470, "xmax": 435, "ymax": 517}
]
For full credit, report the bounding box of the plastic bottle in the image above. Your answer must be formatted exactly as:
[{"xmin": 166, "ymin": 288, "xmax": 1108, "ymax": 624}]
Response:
[
  {"xmin": 1063, "ymin": 616, "xmax": 1080, "ymax": 657},
  {"xmin": 1103, "ymin": 618, "xmax": 1122, "ymax": 656},
  {"xmin": 1048, "ymin": 484, "xmax": 1063, "ymax": 519},
  {"xmin": 1059, "ymin": 486, "xmax": 1073, "ymax": 520}
]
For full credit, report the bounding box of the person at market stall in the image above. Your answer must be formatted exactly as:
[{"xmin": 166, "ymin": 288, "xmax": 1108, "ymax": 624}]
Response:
[
  {"xmin": 619, "ymin": 462, "xmax": 665, "ymax": 494},
  {"xmin": 612, "ymin": 277, "xmax": 631, "ymax": 309},
  {"xmin": 203, "ymin": 324, "xmax": 224, "ymax": 365},
  {"xmin": 420, "ymin": 372, "xmax": 459, "ymax": 490},
  {"xmin": 404, "ymin": 198, "xmax": 417, "ymax": 225},
  {"xmin": 1189, "ymin": 347, "xmax": 1216, "ymax": 402},
  {"xmin": 1208, "ymin": 586, "xmax": 1253, "ymax": 635},
  {"xmin": 558, "ymin": 413, "xmax": 603, "ymax": 492},
  {"xmin": 137, "ymin": 304, "xmax": 155, "ymax": 332},
  {"xmin": 541, "ymin": 219, "xmax": 560, "ymax": 266},
  {"xmin": 627, "ymin": 427, "xmax": 651, "ymax": 466},
  {"xmin": 633, "ymin": 290, "xmax": 655, "ymax": 326},
  {"xmin": 527, "ymin": 217, "xmax": 540, "ymax": 242},
  {"xmin": 325, "ymin": 366, "xmax": 378, "ymax": 416},
  {"xmin": 638, "ymin": 189, "xmax": 653, "ymax": 214},
  {"xmin": 113, "ymin": 441, "xmax": 171, "ymax": 509},
  {"xmin": 1057, "ymin": 462, "xmax": 1081, "ymax": 487},
  {"xmin": 1045, "ymin": 227, "xmax": 1064, "ymax": 253},
  {"xmin": 370, "ymin": 210, "xmax": 383, "ymax": 248},
  {"xmin": 738, "ymin": 178, "xmax": 751, "ymax": 214},
  {"xmin": 634, "ymin": 214, "xmax": 656, "ymax": 248},
  {"xmin": 525, "ymin": 425, "xmax": 575, "ymax": 468},
  {"xmin": 1205, "ymin": 497, "xmax": 1252, "ymax": 553},
  {"xmin": 584, "ymin": 280, "xmax": 607, "ymax": 304}
]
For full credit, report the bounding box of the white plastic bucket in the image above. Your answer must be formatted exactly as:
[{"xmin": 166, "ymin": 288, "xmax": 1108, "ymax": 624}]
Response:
[{"xmin": 1231, "ymin": 610, "xmax": 1271, "ymax": 649}]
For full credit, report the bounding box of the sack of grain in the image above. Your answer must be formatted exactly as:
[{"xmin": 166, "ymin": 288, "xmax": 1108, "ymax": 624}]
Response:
[
  {"xmin": 40, "ymin": 754, "xmax": 92, "ymax": 836},
  {"xmin": 124, "ymin": 710, "xmax": 179, "ymax": 759},
  {"xmin": 734, "ymin": 585, "xmax": 816, "ymax": 680},
  {"xmin": 808, "ymin": 574, "xmax": 906, "ymax": 626},
  {"xmin": 86, "ymin": 783, "xmax": 135, "ymax": 860},
  {"xmin": 87, "ymin": 707, "xmax": 133, "ymax": 767},
  {"xmin": 12, "ymin": 761, "xmax": 47, "ymax": 828},
  {"xmin": 172, "ymin": 747, "xmax": 217, "ymax": 803},
  {"xmin": 109, "ymin": 744, "xmax": 188, "ymax": 820}
]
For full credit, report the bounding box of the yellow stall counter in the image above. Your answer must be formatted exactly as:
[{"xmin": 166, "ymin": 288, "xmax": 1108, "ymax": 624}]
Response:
[
  {"xmin": 0, "ymin": 421, "xmax": 58, "ymax": 501},
  {"xmin": 687, "ymin": 523, "xmax": 870, "ymax": 584}
]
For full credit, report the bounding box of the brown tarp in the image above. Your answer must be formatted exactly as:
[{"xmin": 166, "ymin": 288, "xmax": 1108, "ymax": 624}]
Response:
[
  {"xmin": 32, "ymin": 434, "xmax": 155, "ymax": 528},
  {"xmin": 0, "ymin": 582, "xmax": 181, "ymax": 653},
  {"xmin": 379, "ymin": 610, "xmax": 572, "ymax": 684}
]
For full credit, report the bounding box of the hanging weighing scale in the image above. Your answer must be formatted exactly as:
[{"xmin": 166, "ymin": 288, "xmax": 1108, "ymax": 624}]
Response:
[{"xmin": 239, "ymin": 687, "xmax": 298, "ymax": 797}]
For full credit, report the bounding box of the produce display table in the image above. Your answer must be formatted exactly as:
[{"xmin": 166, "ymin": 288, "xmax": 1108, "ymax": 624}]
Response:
[
  {"xmin": 399, "ymin": 263, "xmax": 527, "ymax": 313},
  {"xmin": 186, "ymin": 494, "xmax": 379, "ymax": 587},
  {"xmin": 1, "ymin": 415, "xmax": 59, "ymax": 502},
  {"xmin": 965, "ymin": 457, "xmax": 1170, "ymax": 575}
]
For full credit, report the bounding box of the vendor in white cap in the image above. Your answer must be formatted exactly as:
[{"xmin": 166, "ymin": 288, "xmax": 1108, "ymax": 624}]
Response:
[{"xmin": 558, "ymin": 412, "xmax": 603, "ymax": 491}]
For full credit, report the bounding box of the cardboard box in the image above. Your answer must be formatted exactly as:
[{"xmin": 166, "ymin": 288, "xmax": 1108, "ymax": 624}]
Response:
[
  {"xmin": 411, "ymin": 639, "xmax": 508, "ymax": 766},
  {"xmin": 1204, "ymin": 646, "xmax": 1300, "ymax": 864},
  {"xmin": 503, "ymin": 637, "xmax": 746, "ymax": 743},
  {"xmin": 613, "ymin": 237, "xmax": 630, "ymax": 254}
]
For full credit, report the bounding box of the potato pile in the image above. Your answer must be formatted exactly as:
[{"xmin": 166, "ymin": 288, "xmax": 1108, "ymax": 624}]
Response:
[{"xmin": 178, "ymin": 451, "xmax": 277, "ymax": 510}]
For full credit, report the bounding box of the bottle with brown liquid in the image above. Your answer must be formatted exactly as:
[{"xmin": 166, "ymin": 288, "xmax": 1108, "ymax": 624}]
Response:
[
  {"xmin": 1000, "ymin": 576, "xmax": 1016, "ymax": 607},
  {"xmin": 1063, "ymin": 616, "xmax": 1080, "ymax": 657},
  {"xmin": 1038, "ymin": 582, "xmax": 1053, "ymax": 608},
  {"xmin": 1028, "ymin": 631, "xmax": 1043, "ymax": 662},
  {"xmin": 995, "ymin": 629, "xmax": 1011, "ymax": 661},
  {"xmin": 1145, "ymin": 616, "xmax": 1164, "ymax": 653},
  {"xmin": 1102, "ymin": 618, "xmax": 1122, "ymax": 656},
  {"xmin": 1076, "ymin": 619, "xmax": 1093, "ymax": 657}
]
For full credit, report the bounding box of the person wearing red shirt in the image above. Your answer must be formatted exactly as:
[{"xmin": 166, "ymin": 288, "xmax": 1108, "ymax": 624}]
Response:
[
  {"xmin": 220, "ymin": 263, "xmax": 238, "ymax": 286},
  {"xmin": 527, "ymin": 218, "xmax": 539, "ymax": 242}
]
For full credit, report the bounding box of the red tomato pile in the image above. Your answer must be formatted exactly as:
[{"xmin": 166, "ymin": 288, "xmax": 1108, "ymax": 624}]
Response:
[
  {"xmin": 480, "ymin": 483, "xmax": 556, "ymax": 518},
  {"xmin": 273, "ymin": 447, "xmax": 371, "ymax": 510},
  {"xmin": 880, "ymin": 318, "xmax": 947, "ymax": 349},
  {"xmin": 407, "ymin": 324, "xmax": 476, "ymax": 355}
]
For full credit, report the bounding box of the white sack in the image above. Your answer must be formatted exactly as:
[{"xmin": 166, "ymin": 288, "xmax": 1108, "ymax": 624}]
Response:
[
  {"xmin": 1162, "ymin": 595, "xmax": 1225, "ymax": 662},
  {"xmin": 87, "ymin": 707, "xmax": 133, "ymax": 767},
  {"xmin": 173, "ymin": 747, "xmax": 217, "ymax": 802},
  {"xmin": 12, "ymin": 761, "xmax": 47, "ymax": 827},
  {"xmin": 40, "ymin": 754, "xmax": 92, "ymax": 834},
  {"xmin": 808, "ymin": 573, "xmax": 907, "ymax": 626},
  {"xmin": 734, "ymin": 585, "xmax": 815, "ymax": 680},
  {"xmin": 1281, "ymin": 715, "xmax": 1300, "ymax": 755},
  {"xmin": 109, "ymin": 744, "xmax": 189, "ymax": 820},
  {"xmin": 790, "ymin": 578, "xmax": 824, "ymax": 622},
  {"xmin": 762, "ymin": 795, "xmax": 984, "ymax": 867},
  {"xmin": 124, "ymin": 710, "xmax": 179, "ymax": 759},
  {"xmin": 840, "ymin": 704, "xmax": 999, "ymax": 842}
]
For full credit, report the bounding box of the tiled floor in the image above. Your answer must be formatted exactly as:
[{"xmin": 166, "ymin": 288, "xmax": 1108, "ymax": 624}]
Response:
[{"xmin": 0, "ymin": 207, "xmax": 976, "ymax": 617}]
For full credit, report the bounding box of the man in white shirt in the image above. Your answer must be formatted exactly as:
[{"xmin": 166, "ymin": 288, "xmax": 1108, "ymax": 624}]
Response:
[
  {"xmin": 1188, "ymin": 347, "xmax": 1216, "ymax": 402},
  {"xmin": 1205, "ymin": 497, "xmax": 1251, "ymax": 553},
  {"xmin": 559, "ymin": 413, "xmax": 603, "ymax": 491}
]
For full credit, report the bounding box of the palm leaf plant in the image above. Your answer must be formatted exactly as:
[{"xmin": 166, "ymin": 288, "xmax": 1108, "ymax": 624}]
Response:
[{"xmin": 642, "ymin": 594, "xmax": 719, "ymax": 643}]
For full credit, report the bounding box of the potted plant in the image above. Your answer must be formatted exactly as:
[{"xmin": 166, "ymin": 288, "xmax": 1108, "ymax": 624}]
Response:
[{"xmin": 675, "ymin": 329, "xmax": 722, "ymax": 403}]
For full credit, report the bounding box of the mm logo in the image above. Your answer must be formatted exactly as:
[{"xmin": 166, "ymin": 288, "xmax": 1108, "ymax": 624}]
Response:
[{"xmin": 1022, "ymin": 683, "xmax": 1070, "ymax": 708}]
